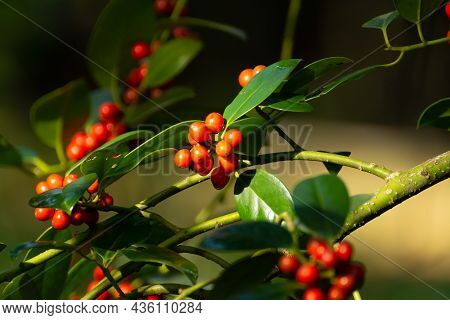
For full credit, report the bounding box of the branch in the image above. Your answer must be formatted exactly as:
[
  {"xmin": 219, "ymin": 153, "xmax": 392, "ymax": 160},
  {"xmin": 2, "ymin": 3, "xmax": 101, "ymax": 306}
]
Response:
[
  {"xmin": 339, "ymin": 151, "xmax": 450, "ymax": 240},
  {"xmin": 174, "ymin": 245, "xmax": 230, "ymax": 268},
  {"xmin": 386, "ymin": 36, "xmax": 450, "ymax": 52}
]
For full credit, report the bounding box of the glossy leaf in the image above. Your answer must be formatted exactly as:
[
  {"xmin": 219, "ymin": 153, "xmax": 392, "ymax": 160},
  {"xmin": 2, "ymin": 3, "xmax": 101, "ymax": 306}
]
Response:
[
  {"xmin": 9, "ymin": 241, "xmax": 72, "ymax": 259},
  {"xmin": 60, "ymin": 258, "xmax": 96, "ymax": 299},
  {"xmin": 141, "ymin": 38, "xmax": 203, "ymax": 89},
  {"xmin": 211, "ymin": 253, "xmax": 278, "ymax": 299},
  {"xmin": 282, "ymin": 57, "xmax": 352, "ymax": 94},
  {"xmin": 234, "ymin": 169, "xmax": 296, "ymax": 222},
  {"xmin": 29, "ymin": 173, "xmax": 97, "ymax": 213},
  {"xmin": 202, "ymin": 221, "xmax": 292, "ymax": 251},
  {"xmin": 30, "ymin": 79, "xmax": 91, "ymax": 150},
  {"xmin": 223, "ymin": 59, "xmax": 300, "ymax": 126},
  {"xmin": 293, "ymin": 174, "xmax": 350, "ymax": 240},
  {"xmin": 124, "ymin": 86, "xmax": 195, "ymax": 126},
  {"xmin": 321, "ymin": 151, "xmax": 352, "ymax": 174},
  {"xmin": 228, "ymin": 117, "xmax": 266, "ymax": 156},
  {"xmin": 122, "ymin": 245, "xmax": 198, "ymax": 283},
  {"xmin": 263, "ymin": 94, "xmax": 314, "ymax": 112},
  {"xmin": 349, "ymin": 194, "xmax": 373, "ymax": 212},
  {"xmin": 417, "ymin": 98, "xmax": 450, "ymax": 130},
  {"xmin": 87, "ymin": 0, "xmax": 156, "ymax": 93},
  {"xmin": 157, "ymin": 17, "xmax": 247, "ymax": 41},
  {"xmin": 230, "ymin": 281, "xmax": 299, "ymax": 300},
  {"xmin": 362, "ymin": 11, "xmax": 399, "ymax": 30},
  {"xmin": 393, "ymin": 0, "xmax": 441, "ymax": 23}
]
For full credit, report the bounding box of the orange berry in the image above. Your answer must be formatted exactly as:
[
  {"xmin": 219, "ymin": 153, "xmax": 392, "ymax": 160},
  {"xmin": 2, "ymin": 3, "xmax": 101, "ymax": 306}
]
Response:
[
  {"xmin": 87, "ymin": 180, "xmax": 99, "ymax": 194},
  {"xmin": 252, "ymin": 65, "xmax": 266, "ymax": 75},
  {"xmin": 205, "ymin": 112, "xmax": 225, "ymax": 133},
  {"xmin": 238, "ymin": 68, "xmax": 253, "ymax": 87},
  {"xmin": 215, "ymin": 140, "xmax": 232, "ymax": 157},
  {"xmin": 34, "ymin": 208, "xmax": 55, "ymax": 221},
  {"xmin": 46, "ymin": 174, "xmax": 63, "ymax": 189},
  {"xmin": 35, "ymin": 181, "xmax": 49, "ymax": 194},
  {"xmin": 52, "ymin": 210, "xmax": 71, "ymax": 230},
  {"xmin": 173, "ymin": 149, "xmax": 192, "ymax": 169},
  {"xmin": 189, "ymin": 122, "xmax": 210, "ymax": 143},
  {"xmin": 218, "ymin": 154, "xmax": 238, "ymax": 174},
  {"xmin": 63, "ymin": 174, "xmax": 78, "ymax": 186},
  {"xmin": 190, "ymin": 144, "xmax": 209, "ymax": 164},
  {"xmin": 223, "ymin": 129, "xmax": 242, "ymax": 148}
]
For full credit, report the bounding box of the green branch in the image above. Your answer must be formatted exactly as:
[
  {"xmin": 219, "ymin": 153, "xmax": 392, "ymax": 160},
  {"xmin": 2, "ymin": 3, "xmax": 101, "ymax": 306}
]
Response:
[
  {"xmin": 387, "ymin": 36, "xmax": 450, "ymax": 52},
  {"xmin": 174, "ymin": 245, "xmax": 230, "ymax": 268},
  {"xmin": 280, "ymin": 0, "xmax": 302, "ymax": 60}
]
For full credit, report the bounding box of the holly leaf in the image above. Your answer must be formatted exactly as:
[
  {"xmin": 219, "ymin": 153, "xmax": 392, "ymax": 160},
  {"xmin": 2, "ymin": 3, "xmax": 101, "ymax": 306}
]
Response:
[
  {"xmin": 29, "ymin": 173, "xmax": 97, "ymax": 213},
  {"xmin": 393, "ymin": 0, "xmax": 441, "ymax": 23},
  {"xmin": 417, "ymin": 98, "xmax": 450, "ymax": 130},
  {"xmin": 263, "ymin": 94, "xmax": 313, "ymax": 113},
  {"xmin": 362, "ymin": 11, "xmax": 399, "ymax": 30},
  {"xmin": 60, "ymin": 258, "xmax": 96, "ymax": 299},
  {"xmin": 201, "ymin": 221, "xmax": 292, "ymax": 251},
  {"xmin": 234, "ymin": 169, "xmax": 296, "ymax": 223},
  {"xmin": 292, "ymin": 174, "xmax": 350, "ymax": 240},
  {"xmin": 223, "ymin": 59, "xmax": 300, "ymax": 126},
  {"xmin": 0, "ymin": 134, "xmax": 37, "ymax": 169}
]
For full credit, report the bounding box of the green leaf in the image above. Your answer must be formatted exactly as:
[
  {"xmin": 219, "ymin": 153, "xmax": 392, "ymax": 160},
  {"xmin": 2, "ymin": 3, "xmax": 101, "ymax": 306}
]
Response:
[
  {"xmin": 223, "ymin": 59, "xmax": 300, "ymax": 126},
  {"xmin": 124, "ymin": 86, "xmax": 196, "ymax": 126},
  {"xmin": 157, "ymin": 17, "xmax": 247, "ymax": 41},
  {"xmin": 292, "ymin": 174, "xmax": 350, "ymax": 240},
  {"xmin": 0, "ymin": 134, "xmax": 37, "ymax": 169},
  {"xmin": 349, "ymin": 194, "xmax": 373, "ymax": 212},
  {"xmin": 122, "ymin": 245, "xmax": 198, "ymax": 283},
  {"xmin": 234, "ymin": 169, "xmax": 296, "ymax": 222},
  {"xmin": 9, "ymin": 241, "xmax": 72, "ymax": 259},
  {"xmin": 30, "ymin": 79, "xmax": 91, "ymax": 150},
  {"xmin": 263, "ymin": 94, "xmax": 314, "ymax": 112},
  {"xmin": 230, "ymin": 281, "xmax": 300, "ymax": 300},
  {"xmin": 87, "ymin": 0, "xmax": 156, "ymax": 93},
  {"xmin": 321, "ymin": 151, "xmax": 352, "ymax": 174},
  {"xmin": 202, "ymin": 221, "xmax": 292, "ymax": 251},
  {"xmin": 282, "ymin": 57, "xmax": 352, "ymax": 94},
  {"xmin": 29, "ymin": 173, "xmax": 97, "ymax": 213},
  {"xmin": 417, "ymin": 98, "xmax": 450, "ymax": 130},
  {"xmin": 141, "ymin": 38, "xmax": 203, "ymax": 89},
  {"xmin": 87, "ymin": 89, "xmax": 114, "ymax": 127},
  {"xmin": 228, "ymin": 117, "xmax": 266, "ymax": 156},
  {"xmin": 2, "ymin": 273, "xmax": 41, "ymax": 300},
  {"xmin": 362, "ymin": 11, "xmax": 399, "ymax": 30},
  {"xmin": 393, "ymin": 0, "xmax": 441, "ymax": 23},
  {"xmin": 0, "ymin": 242, "xmax": 5, "ymax": 253},
  {"xmin": 211, "ymin": 253, "xmax": 278, "ymax": 299},
  {"xmin": 60, "ymin": 258, "xmax": 96, "ymax": 299}
]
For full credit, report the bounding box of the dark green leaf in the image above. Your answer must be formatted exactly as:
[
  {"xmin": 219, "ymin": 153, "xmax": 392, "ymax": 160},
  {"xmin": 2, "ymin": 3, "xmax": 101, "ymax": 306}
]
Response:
[
  {"xmin": 230, "ymin": 281, "xmax": 299, "ymax": 300},
  {"xmin": 349, "ymin": 194, "xmax": 373, "ymax": 212},
  {"xmin": 263, "ymin": 94, "xmax": 314, "ymax": 112},
  {"xmin": 293, "ymin": 174, "xmax": 350, "ymax": 240},
  {"xmin": 141, "ymin": 38, "xmax": 203, "ymax": 89},
  {"xmin": 202, "ymin": 221, "xmax": 292, "ymax": 251},
  {"xmin": 122, "ymin": 245, "xmax": 198, "ymax": 283},
  {"xmin": 2, "ymin": 273, "xmax": 41, "ymax": 300},
  {"xmin": 321, "ymin": 151, "xmax": 352, "ymax": 174},
  {"xmin": 0, "ymin": 242, "xmax": 5, "ymax": 253},
  {"xmin": 30, "ymin": 79, "xmax": 91, "ymax": 150},
  {"xmin": 234, "ymin": 169, "xmax": 296, "ymax": 222},
  {"xmin": 124, "ymin": 86, "xmax": 195, "ymax": 126},
  {"xmin": 29, "ymin": 173, "xmax": 97, "ymax": 213},
  {"xmin": 223, "ymin": 59, "xmax": 300, "ymax": 126},
  {"xmin": 87, "ymin": 0, "xmax": 156, "ymax": 93},
  {"xmin": 0, "ymin": 134, "xmax": 37, "ymax": 169},
  {"xmin": 228, "ymin": 117, "xmax": 266, "ymax": 156},
  {"xmin": 157, "ymin": 17, "xmax": 247, "ymax": 41},
  {"xmin": 393, "ymin": 0, "xmax": 441, "ymax": 23},
  {"xmin": 362, "ymin": 11, "xmax": 399, "ymax": 30},
  {"xmin": 211, "ymin": 253, "xmax": 278, "ymax": 299},
  {"xmin": 9, "ymin": 241, "xmax": 72, "ymax": 259},
  {"xmin": 60, "ymin": 258, "xmax": 96, "ymax": 299},
  {"xmin": 87, "ymin": 89, "xmax": 114, "ymax": 127},
  {"xmin": 282, "ymin": 57, "xmax": 352, "ymax": 94},
  {"xmin": 417, "ymin": 98, "xmax": 450, "ymax": 130}
]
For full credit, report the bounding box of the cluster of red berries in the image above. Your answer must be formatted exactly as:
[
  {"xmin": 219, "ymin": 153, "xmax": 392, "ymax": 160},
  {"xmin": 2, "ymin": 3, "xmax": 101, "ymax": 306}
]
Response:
[
  {"xmin": 278, "ymin": 239, "xmax": 365, "ymax": 300},
  {"xmin": 445, "ymin": 2, "xmax": 450, "ymax": 43},
  {"xmin": 173, "ymin": 112, "xmax": 242, "ymax": 190},
  {"xmin": 238, "ymin": 65, "xmax": 266, "ymax": 87},
  {"xmin": 34, "ymin": 173, "xmax": 114, "ymax": 230},
  {"xmin": 66, "ymin": 102, "xmax": 126, "ymax": 162}
]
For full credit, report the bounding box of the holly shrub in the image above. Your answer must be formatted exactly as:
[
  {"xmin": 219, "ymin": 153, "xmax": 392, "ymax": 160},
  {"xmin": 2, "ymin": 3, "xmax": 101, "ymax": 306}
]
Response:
[{"xmin": 0, "ymin": 0, "xmax": 449, "ymax": 300}]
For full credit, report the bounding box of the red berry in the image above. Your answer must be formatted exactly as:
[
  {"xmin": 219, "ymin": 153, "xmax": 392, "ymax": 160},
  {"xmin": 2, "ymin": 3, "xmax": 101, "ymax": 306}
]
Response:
[
  {"xmin": 63, "ymin": 174, "xmax": 78, "ymax": 186},
  {"xmin": 190, "ymin": 144, "xmax": 209, "ymax": 164},
  {"xmin": 302, "ymin": 288, "xmax": 325, "ymax": 300},
  {"xmin": 99, "ymin": 193, "xmax": 114, "ymax": 207},
  {"xmin": 307, "ymin": 238, "xmax": 328, "ymax": 260},
  {"xmin": 172, "ymin": 27, "xmax": 190, "ymax": 38},
  {"xmin": 123, "ymin": 88, "xmax": 139, "ymax": 105},
  {"xmin": 218, "ymin": 154, "xmax": 238, "ymax": 174},
  {"xmin": 85, "ymin": 134, "xmax": 100, "ymax": 152},
  {"xmin": 334, "ymin": 274, "xmax": 357, "ymax": 292},
  {"xmin": 216, "ymin": 140, "xmax": 232, "ymax": 157},
  {"xmin": 84, "ymin": 208, "xmax": 100, "ymax": 227},
  {"xmin": 210, "ymin": 167, "xmax": 230, "ymax": 190},
  {"xmin": 35, "ymin": 181, "xmax": 49, "ymax": 194},
  {"xmin": 189, "ymin": 122, "xmax": 210, "ymax": 143},
  {"xmin": 71, "ymin": 131, "xmax": 87, "ymax": 147},
  {"xmin": 99, "ymin": 102, "xmax": 122, "ymax": 122},
  {"xmin": 34, "ymin": 208, "xmax": 55, "ymax": 221},
  {"xmin": 90, "ymin": 122, "xmax": 109, "ymax": 143},
  {"xmin": 138, "ymin": 64, "xmax": 148, "ymax": 79},
  {"xmin": 87, "ymin": 180, "xmax": 99, "ymax": 194},
  {"xmin": 318, "ymin": 248, "xmax": 337, "ymax": 269},
  {"xmin": 327, "ymin": 285, "xmax": 348, "ymax": 300},
  {"xmin": 93, "ymin": 266, "xmax": 105, "ymax": 281},
  {"xmin": 154, "ymin": 0, "xmax": 174, "ymax": 15},
  {"xmin": 238, "ymin": 68, "xmax": 254, "ymax": 87},
  {"xmin": 252, "ymin": 65, "xmax": 266, "ymax": 76},
  {"xmin": 87, "ymin": 280, "xmax": 98, "ymax": 292},
  {"xmin": 223, "ymin": 129, "xmax": 242, "ymax": 148},
  {"xmin": 127, "ymin": 68, "xmax": 142, "ymax": 87},
  {"xmin": 277, "ymin": 255, "xmax": 300, "ymax": 275},
  {"xmin": 52, "ymin": 210, "xmax": 70, "ymax": 230},
  {"xmin": 150, "ymin": 88, "xmax": 163, "ymax": 99},
  {"xmin": 347, "ymin": 262, "xmax": 365, "ymax": 285},
  {"xmin": 296, "ymin": 263, "xmax": 320, "ymax": 286},
  {"xmin": 145, "ymin": 295, "xmax": 160, "ymax": 300},
  {"xmin": 173, "ymin": 149, "xmax": 192, "ymax": 169},
  {"xmin": 192, "ymin": 155, "xmax": 213, "ymax": 175},
  {"xmin": 66, "ymin": 142, "xmax": 87, "ymax": 161},
  {"xmin": 187, "ymin": 133, "xmax": 197, "ymax": 146},
  {"xmin": 112, "ymin": 281, "xmax": 133, "ymax": 298},
  {"xmin": 334, "ymin": 241, "xmax": 353, "ymax": 263},
  {"xmin": 70, "ymin": 206, "xmax": 87, "ymax": 226},
  {"xmin": 446, "ymin": 3, "xmax": 450, "ymax": 19},
  {"xmin": 131, "ymin": 41, "xmax": 151, "ymax": 60},
  {"xmin": 205, "ymin": 112, "xmax": 225, "ymax": 133}
]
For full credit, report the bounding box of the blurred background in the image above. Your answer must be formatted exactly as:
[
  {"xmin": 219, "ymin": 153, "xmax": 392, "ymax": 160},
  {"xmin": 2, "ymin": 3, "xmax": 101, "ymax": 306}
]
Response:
[{"xmin": 0, "ymin": 0, "xmax": 449, "ymax": 299}]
